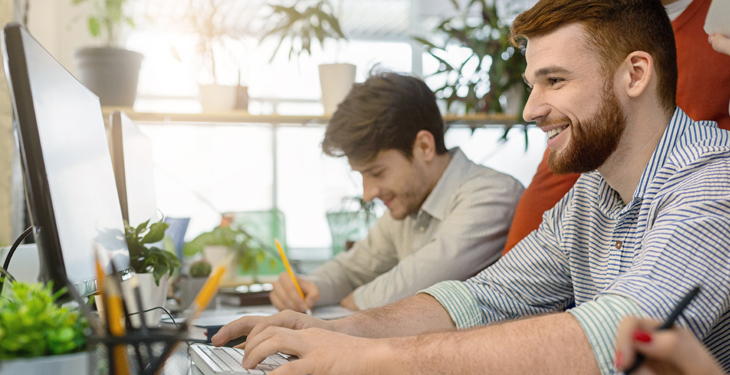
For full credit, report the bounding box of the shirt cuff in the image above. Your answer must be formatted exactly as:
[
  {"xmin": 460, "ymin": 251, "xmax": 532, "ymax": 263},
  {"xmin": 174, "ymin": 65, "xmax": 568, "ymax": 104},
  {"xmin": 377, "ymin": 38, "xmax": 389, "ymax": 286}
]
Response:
[
  {"xmin": 419, "ymin": 280, "xmax": 486, "ymax": 329},
  {"xmin": 306, "ymin": 274, "xmax": 339, "ymax": 307},
  {"xmin": 568, "ymin": 294, "xmax": 645, "ymax": 375}
]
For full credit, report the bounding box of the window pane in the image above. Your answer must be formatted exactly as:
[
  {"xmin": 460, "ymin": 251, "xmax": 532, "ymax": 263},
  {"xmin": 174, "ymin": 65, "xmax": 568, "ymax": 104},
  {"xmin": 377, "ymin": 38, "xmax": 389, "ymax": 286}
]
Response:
[{"xmin": 138, "ymin": 123, "xmax": 273, "ymax": 239}]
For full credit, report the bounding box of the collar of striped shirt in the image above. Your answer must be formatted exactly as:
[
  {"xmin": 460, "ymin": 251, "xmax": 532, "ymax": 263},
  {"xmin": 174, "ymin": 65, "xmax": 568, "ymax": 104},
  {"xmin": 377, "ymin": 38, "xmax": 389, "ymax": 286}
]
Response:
[
  {"xmin": 416, "ymin": 147, "xmax": 469, "ymax": 221},
  {"xmin": 422, "ymin": 107, "xmax": 730, "ymax": 375}
]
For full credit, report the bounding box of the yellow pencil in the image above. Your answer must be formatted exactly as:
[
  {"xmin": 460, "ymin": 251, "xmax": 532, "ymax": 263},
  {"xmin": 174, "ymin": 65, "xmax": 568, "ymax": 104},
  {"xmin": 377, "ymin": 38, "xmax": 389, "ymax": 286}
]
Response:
[
  {"xmin": 105, "ymin": 277, "xmax": 131, "ymax": 375},
  {"xmin": 275, "ymin": 238, "xmax": 311, "ymax": 315}
]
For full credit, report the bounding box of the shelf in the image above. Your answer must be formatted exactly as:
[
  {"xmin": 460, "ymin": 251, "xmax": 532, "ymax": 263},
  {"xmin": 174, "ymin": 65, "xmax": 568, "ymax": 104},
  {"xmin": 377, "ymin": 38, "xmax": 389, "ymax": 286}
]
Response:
[{"xmin": 101, "ymin": 107, "xmax": 527, "ymax": 127}]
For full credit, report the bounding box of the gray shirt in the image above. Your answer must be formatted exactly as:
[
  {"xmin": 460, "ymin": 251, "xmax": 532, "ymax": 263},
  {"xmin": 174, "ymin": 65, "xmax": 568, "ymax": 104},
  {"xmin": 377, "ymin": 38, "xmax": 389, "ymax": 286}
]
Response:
[{"xmin": 308, "ymin": 148, "xmax": 525, "ymax": 309}]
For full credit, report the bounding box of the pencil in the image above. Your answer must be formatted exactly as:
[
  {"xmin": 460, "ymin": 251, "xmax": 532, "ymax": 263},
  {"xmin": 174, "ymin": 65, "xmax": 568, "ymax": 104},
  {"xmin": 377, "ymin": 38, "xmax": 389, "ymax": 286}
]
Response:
[
  {"xmin": 105, "ymin": 276, "xmax": 131, "ymax": 375},
  {"xmin": 624, "ymin": 286, "xmax": 701, "ymax": 374},
  {"xmin": 275, "ymin": 238, "xmax": 311, "ymax": 315}
]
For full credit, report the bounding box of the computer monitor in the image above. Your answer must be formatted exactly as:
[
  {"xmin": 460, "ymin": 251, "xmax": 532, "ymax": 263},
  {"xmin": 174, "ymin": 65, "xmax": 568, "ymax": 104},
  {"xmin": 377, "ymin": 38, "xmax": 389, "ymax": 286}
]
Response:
[
  {"xmin": 2, "ymin": 23, "xmax": 132, "ymax": 297},
  {"xmin": 109, "ymin": 111, "xmax": 159, "ymax": 226}
]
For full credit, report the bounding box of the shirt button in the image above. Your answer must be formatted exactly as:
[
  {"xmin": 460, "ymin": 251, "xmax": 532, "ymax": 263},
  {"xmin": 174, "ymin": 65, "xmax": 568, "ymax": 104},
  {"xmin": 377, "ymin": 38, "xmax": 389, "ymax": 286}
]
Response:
[
  {"xmin": 419, "ymin": 226, "xmax": 425, "ymax": 232},
  {"xmin": 615, "ymin": 241, "xmax": 623, "ymax": 249}
]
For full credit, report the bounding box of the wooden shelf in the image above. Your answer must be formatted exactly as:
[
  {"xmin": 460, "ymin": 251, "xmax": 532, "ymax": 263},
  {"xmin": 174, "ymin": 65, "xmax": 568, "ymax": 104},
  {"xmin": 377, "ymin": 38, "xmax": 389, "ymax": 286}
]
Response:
[{"xmin": 102, "ymin": 107, "xmax": 526, "ymax": 127}]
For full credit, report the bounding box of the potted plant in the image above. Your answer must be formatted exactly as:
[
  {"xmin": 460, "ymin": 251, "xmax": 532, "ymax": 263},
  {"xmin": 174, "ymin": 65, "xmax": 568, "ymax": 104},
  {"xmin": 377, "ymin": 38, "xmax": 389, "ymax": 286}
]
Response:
[
  {"xmin": 414, "ymin": 0, "xmax": 529, "ymax": 134},
  {"xmin": 261, "ymin": 0, "xmax": 352, "ymax": 114},
  {"xmin": 178, "ymin": 260, "xmax": 212, "ymax": 309},
  {"xmin": 0, "ymin": 282, "xmax": 91, "ymax": 375},
  {"xmin": 71, "ymin": 0, "xmax": 144, "ymax": 107},
  {"xmin": 326, "ymin": 196, "xmax": 381, "ymax": 256},
  {"xmin": 174, "ymin": 0, "xmax": 248, "ymax": 112},
  {"xmin": 123, "ymin": 218, "xmax": 180, "ymax": 325},
  {"xmin": 183, "ymin": 224, "xmax": 278, "ymax": 283}
]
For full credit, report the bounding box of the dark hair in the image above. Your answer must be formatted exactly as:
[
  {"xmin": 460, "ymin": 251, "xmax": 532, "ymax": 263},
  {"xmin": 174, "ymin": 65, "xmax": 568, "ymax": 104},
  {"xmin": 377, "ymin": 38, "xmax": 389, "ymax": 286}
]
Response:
[
  {"xmin": 321, "ymin": 71, "xmax": 448, "ymax": 162},
  {"xmin": 511, "ymin": 0, "xmax": 677, "ymax": 114}
]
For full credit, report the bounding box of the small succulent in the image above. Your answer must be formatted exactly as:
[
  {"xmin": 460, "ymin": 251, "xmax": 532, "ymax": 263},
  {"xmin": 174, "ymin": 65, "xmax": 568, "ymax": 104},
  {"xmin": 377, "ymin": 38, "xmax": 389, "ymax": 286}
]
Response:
[{"xmin": 189, "ymin": 260, "xmax": 212, "ymax": 278}]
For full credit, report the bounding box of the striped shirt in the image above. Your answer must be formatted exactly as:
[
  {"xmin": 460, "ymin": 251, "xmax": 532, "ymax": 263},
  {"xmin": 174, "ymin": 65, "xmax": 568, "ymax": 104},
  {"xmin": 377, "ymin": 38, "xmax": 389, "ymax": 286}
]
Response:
[
  {"xmin": 423, "ymin": 108, "xmax": 730, "ymax": 374},
  {"xmin": 308, "ymin": 148, "xmax": 524, "ymax": 309}
]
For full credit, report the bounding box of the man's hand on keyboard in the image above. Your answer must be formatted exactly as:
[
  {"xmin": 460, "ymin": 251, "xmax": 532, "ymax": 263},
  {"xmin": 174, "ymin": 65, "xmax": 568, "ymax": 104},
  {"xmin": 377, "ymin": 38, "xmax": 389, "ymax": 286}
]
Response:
[
  {"xmin": 211, "ymin": 310, "xmax": 334, "ymax": 348},
  {"xmin": 241, "ymin": 326, "xmax": 390, "ymax": 375}
]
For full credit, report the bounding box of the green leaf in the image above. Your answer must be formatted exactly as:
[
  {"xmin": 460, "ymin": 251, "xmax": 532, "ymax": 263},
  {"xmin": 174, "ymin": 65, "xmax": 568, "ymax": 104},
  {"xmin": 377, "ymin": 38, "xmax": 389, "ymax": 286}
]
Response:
[
  {"xmin": 125, "ymin": 17, "xmax": 136, "ymax": 28},
  {"xmin": 141, "ymin": 221, "xmax": 169, "ymax": 244},
  {"xmin": 88, "ymin": 17, "xmax": 100, "ymax": 38},
  {"xmin": 135, "ymin": 219, "xmax": 151, "ymax": 237}
]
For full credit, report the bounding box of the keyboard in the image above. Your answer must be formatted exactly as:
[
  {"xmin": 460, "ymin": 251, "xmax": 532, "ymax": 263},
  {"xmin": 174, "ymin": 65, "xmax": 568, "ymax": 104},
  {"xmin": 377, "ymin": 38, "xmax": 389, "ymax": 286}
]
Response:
[{"xmin": 191, "ymin": 344, "xmax": 293, "ymax": 375}]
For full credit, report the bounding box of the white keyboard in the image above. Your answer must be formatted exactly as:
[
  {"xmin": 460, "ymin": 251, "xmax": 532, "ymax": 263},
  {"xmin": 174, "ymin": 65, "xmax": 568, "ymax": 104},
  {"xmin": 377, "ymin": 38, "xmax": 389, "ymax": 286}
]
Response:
[{"xmin": 191, "ymin": 345, "xmax": 293, "ymax": 375}]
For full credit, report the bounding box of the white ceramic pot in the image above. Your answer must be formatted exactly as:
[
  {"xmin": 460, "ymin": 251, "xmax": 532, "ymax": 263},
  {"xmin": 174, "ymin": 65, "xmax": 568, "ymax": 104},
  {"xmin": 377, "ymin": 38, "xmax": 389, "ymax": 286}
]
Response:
[
  {"xmin": 318, "ymin": 63, "xmax": 356, "ymax": 115},
  {"xmin": 199, "ymin": 84, "xmax": 237, "ymax": 112},
  {"xmin": 0, "ymin": 351, "xmax": 93, "ymax": 375},
  {"xmin": 97, "ymin": 273, "xmax": 170, "ymax": 328},
  {"xmin": 124, "ymin": 273, "xmax": 170, "ymax": 327}
]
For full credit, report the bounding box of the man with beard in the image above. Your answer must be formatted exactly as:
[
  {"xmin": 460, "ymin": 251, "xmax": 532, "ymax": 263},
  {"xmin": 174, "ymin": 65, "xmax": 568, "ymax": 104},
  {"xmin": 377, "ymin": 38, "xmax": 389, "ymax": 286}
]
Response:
[
  {"xmin": 268, "ymin": 72, "xmax": 524, "ymax": 313},
  {"xmin": 211, "ymin": 0, "xmax": 730, "ymax": 374}
]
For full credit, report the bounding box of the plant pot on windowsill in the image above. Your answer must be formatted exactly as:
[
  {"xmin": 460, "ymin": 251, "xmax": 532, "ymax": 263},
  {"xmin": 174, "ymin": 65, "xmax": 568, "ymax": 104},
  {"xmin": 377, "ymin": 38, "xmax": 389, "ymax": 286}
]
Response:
[
  {"xmin": 74, "ymin": 47, "xmax": 144, "ymax": 107},
  {"xmin": 319, "ymin": 63, "xmax": 356, "ymax": 115},
  {"xmin": 199, "ymin": 84, "xmax": 237, "ymax": 112}
]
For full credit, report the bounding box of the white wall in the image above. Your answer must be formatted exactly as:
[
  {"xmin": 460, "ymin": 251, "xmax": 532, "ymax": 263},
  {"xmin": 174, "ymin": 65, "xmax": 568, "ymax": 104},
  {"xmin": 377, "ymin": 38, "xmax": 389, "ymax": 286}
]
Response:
[{"xmin": 27, "ymin": 0, "xmax": 97, "ymax": 76}]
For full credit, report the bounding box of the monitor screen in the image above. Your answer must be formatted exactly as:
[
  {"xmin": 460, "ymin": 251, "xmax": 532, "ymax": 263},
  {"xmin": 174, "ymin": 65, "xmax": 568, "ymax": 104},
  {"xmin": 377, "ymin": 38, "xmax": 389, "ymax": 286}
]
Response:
[
  {"xmin": 2, "ymin": 24, "xmax": 131, "ymax": 296},
  {"xmin": 110, "ymin": 111, "xmax": 158, "ymax": 227}
]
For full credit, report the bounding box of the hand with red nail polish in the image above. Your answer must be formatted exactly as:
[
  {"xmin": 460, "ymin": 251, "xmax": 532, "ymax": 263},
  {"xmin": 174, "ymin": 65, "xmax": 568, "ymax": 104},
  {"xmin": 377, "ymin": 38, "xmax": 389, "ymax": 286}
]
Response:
[{"xmin": 615, "ymin": 317, "xmax": 725, "ymax": 375}]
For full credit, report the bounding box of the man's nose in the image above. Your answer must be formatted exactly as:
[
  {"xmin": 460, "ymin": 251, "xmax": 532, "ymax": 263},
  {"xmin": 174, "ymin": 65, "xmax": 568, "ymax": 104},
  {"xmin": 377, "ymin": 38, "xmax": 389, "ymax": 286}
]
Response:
[
  {"xmin": 522, "ymin": 87, "xmax": 550, "ymax": 123},
  {"xmin": 362, "ymin": 178, "xmax": 380, "ymax": 202}
]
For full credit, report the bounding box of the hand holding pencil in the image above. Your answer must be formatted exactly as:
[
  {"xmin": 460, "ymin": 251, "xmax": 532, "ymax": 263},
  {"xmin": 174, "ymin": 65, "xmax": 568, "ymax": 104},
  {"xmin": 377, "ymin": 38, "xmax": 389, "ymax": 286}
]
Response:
[{"xmin": 270, "ymin": 239, "xmax": 320, "ymax": 314}]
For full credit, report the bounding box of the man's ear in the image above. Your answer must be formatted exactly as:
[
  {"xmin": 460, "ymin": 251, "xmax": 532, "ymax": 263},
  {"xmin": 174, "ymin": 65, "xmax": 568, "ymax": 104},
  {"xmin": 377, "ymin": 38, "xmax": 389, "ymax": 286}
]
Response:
[
  {"xmin": 412, "ymin": 130, "xmax": 437, "ymax": 161},
  {"xmin": 620, "ymin": 51, "xmax": 654, "ymax": 99}
]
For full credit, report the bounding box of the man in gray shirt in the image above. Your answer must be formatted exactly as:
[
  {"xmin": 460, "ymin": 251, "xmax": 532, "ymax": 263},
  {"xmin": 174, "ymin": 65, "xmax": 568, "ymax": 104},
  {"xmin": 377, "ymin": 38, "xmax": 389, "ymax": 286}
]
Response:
[{"xmin": 270, "ymin": 72, "xmax": 524, "ymax": 312}]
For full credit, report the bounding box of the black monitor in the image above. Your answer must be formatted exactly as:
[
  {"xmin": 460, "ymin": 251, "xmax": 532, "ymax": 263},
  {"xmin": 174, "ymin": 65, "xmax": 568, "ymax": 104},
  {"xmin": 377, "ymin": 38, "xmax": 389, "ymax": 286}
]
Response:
[
  {"xmin": 2, "ymin": 23, "xmax": 132, "ymax": 297},
  {"xmin": 109, "ymin": 111, "xmax": 159, "ymax": 227}
]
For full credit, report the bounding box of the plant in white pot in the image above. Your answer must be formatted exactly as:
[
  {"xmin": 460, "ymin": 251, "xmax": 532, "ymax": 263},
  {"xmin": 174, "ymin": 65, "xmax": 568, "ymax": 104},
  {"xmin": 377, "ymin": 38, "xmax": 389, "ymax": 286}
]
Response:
[
  {"xmin": 174, "ymin": 0, "xmax": 248, "ymax": 112},
  {"xmin": 183, "ymin": 225, "xmax": 278, "ymax": 284},
  {"xmin": 261, "ymin": 0, "xmax": 353, "ymax": 115},
  {"xmin": 0, "ymin": 282, "xmax": 91, "ymax": 375},
  {"xmin": 71, "ymin": 0, "xmax": 144, "ymax": 107},
  {"xmin": 123, "ymin": 218, "xmax": 180, "ymax": 326},
  {"xmin": 178, "ymin": 260, "xmax": 213, "ymax": 309}
]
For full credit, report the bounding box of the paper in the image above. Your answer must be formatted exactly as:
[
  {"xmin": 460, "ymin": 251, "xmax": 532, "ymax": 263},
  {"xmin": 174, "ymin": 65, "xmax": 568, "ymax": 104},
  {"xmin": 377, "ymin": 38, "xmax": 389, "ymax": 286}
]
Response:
[{"xmin": 705, "ymin": 0, "xmax": 730, "ymax": 36}]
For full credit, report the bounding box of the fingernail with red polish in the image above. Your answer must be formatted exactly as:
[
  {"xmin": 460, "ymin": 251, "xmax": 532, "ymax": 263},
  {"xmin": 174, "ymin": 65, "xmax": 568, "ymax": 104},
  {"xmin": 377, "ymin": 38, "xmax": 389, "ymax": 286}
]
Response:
[
  {"xmin": 633, "ymin": 330, "xmax": 652, "ymax": 343},
  {"xmin": 615, "ymin": 351, "xmax": 623, "ymax": 368}
]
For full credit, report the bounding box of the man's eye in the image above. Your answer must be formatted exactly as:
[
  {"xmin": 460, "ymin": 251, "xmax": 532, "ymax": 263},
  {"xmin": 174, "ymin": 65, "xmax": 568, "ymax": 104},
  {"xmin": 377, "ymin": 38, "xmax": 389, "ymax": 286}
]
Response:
[
  {"xmin": 371, "ymin": 172, "xmax": 382, "ymax": 178},
  {"xmin": 548, "ymin": 77, "xmax": 563, "ymax": 85}
]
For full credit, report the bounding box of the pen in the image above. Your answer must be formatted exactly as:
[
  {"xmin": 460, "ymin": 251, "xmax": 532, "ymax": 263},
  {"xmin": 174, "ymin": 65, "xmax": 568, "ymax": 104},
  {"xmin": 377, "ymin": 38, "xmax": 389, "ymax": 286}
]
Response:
[
  {"xmin": 275, "ymin": 238, "xmax": 312, "ymax": 315},
  {"xmin": 623, "ymin": 286, "xmax": 701, "ymax": 375}
]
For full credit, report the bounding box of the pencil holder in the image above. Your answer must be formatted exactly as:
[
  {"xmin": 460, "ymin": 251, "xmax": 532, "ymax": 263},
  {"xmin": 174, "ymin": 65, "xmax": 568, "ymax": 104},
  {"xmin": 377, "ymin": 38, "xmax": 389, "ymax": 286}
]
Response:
[{"xmin": 89, "ymin": 327, "xmax": 189, "ymax": 375}]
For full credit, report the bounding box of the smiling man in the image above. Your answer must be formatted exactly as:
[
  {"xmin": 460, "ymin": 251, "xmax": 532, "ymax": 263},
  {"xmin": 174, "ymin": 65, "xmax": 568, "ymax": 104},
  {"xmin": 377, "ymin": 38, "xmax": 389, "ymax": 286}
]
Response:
[
  {"xmin": 268, "ymin": 71, "xmax": 524, "ymax": 313},
  {"xmin": 213, "ymin": 0, "xmax": 730, "ymax": 373}
]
